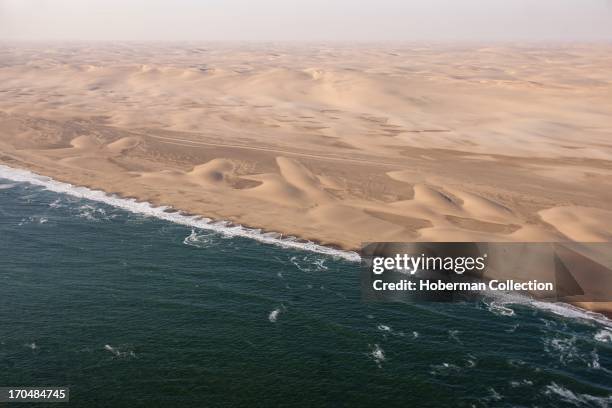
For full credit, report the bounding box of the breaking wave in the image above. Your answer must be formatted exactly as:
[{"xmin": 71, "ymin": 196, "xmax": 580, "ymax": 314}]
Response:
[
  {"xmin": 0, "ymin": 164, "xmax": 360, "ymax": 262},
  {"xmin": 483, "ymin": 290, "xmax": 612, "ymax": 329},
  {"xmin": 543, "ymin": 382, "xmax": 612, "ymax": 406},
  {"xmin": 0, "ymin": 182, "xmax": 17, "ymax": 189}
]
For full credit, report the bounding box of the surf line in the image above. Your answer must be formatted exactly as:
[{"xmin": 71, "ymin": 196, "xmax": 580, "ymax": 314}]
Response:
[{"xmin": 0, "ymin": 164, "xmax": 361, "ymax": 262}]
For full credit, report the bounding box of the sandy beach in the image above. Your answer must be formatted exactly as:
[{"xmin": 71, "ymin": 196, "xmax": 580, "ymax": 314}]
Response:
[{"xmin": 1, "ymin": 43, "xmax": 611, "ymax": 250}]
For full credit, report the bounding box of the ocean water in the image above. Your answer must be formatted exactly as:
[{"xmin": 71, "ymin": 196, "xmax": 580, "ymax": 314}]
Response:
[{"xmin": 1, "ymin": 173, "xmax": 612, "ymax": 407}]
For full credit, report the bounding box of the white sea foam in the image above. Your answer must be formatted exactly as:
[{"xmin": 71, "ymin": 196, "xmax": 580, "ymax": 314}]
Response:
[
  {"xmin": 595, "ymin": 329, "xmax": 612, "ymax": 343},
  {"xmin": 268, "ymin": 308, "xmax": 281, "ymax": 323},
  {"xmin": 485, "ymin": 301, "xmax": 515, "ymax": 317},
  {"xmin": 0, "ymin": 164, "xmax": 360, "ymax": 262},
  {"xmin": 288, "ymin": 255, "xmax": 334, "ymax": 272},
  {"xmin": 104, "ymin": 344, "xmax": 119, "ymax": 356},
  {"xmin": 590, "ymin": 350, "xmax": 601, "ymax": 370},
  {"xmin": 485, "ymin": 291, "xmax": 612, "ymax": 329},
  {"xmin": 104, "ymin": 344, "xmax": 136, "ymax": 358},
  {"xmin": 312, "ymin": 258, "xmax": 328, "ymax": 271},
  {"xmin": 76, "ymin": 204, "xmax": 110, "ymax": 221},
  {"xmin": 370, "ymin": 344, "xmax": 385, "ymax": 367},
  {"xmin": 49, "ymin": 198, "xmax": 62, "ymax": 208},
  {"xmin": 0, "ymin": 182, "xmax": 16, "ymax": 189},
  {"xmin": 510, "ymin": 379, "xmax": 533, "ymax": 388},
  {"xmin": 544, "ymin": 382, "xmax": 612, "ymax": 407},
  {"xmin": 377, "ymin": 324, "xmax": 392, "ymax": 333},
  {"xmin": 376, "ymin": 323, "xmax": 406, "ymax": 337},
  {"xmin": 543, "ymin": 336, "xmax": 579, "ymax": 365},
  {"xmin": 18, "ymin": 216, "xmax": 48, "ymax": 226},
  {"xmin": 183, "ymin": 228, "xmax": 216, "ymax": 248}
]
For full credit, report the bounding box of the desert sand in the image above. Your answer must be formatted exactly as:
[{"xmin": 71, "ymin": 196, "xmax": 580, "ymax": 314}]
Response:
[{"xmin": 0, "ymin": 42, "xmax": 611, "ymax": 250}]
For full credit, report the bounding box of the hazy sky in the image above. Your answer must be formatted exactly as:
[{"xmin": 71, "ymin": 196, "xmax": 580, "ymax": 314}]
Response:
[{"xmin": 1, "ymin": 0, "xmax": 611, "ymax": 42}]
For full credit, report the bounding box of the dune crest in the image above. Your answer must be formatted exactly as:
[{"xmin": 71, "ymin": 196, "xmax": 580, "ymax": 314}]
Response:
[
  {"xmin": 106, "ymin": 136, "xmax": 141, "ymax": 154},
  {"xmin": 188, "ymin": 159, "xmax": 235, "ymax": 185},
  {"xmin": 70, "ymin": 135, "xmax": 99, "ymax": 149}
]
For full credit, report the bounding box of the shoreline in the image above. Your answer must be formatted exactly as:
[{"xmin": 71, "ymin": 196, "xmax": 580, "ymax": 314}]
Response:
[
  {"xmin": 0, "ymin": 163, "xmax": 361, "ymax": 262},
  {"xmin": 3, "ymin": 162, "xmax": 612, "ymax": 321}
]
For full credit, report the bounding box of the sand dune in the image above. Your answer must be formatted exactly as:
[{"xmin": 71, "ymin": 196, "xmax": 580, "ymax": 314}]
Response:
[
  {"xmin": 0, "ymin": 43, "xmax": 611, "ymax": 251},
  {"xmin": 106, "ymin": 136, "xmax": 141, "ymax": 153},
  {"xmin": 70, "ymin": 135, "xmax": 99, "ymax": 149},
  {"xmin": 540, "ymin": 206, "xmax": 612, "ymax": 242},
  {"xmin": 188, "ymin": 159, "xmax": 235, "ymax": 185}
]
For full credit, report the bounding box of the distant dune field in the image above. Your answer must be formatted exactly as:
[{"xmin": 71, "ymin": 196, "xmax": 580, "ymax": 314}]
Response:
[{"xmin": 0, "ymin": 43, "xmax": 611, "ymax": 249}]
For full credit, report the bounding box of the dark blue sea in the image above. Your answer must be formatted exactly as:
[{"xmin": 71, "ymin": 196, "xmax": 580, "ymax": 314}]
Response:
[{"xmin": 1, "ymin": 172, "xmax": 612, "ymax": 407}]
